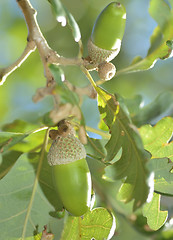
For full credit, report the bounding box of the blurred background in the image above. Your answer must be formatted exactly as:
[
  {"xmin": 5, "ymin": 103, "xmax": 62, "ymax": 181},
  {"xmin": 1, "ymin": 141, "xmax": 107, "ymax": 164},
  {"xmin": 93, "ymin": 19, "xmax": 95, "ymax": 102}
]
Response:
[{"xmin": 0, "ymin": 0, "xmax": 173, "ymax": 129}]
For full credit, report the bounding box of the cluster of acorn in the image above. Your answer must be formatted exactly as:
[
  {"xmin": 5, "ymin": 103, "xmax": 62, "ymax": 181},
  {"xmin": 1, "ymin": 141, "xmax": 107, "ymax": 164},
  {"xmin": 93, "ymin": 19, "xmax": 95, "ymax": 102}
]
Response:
[{"xmin": 47, "ymin": 2, "xmax": 126, "ymax": 217}]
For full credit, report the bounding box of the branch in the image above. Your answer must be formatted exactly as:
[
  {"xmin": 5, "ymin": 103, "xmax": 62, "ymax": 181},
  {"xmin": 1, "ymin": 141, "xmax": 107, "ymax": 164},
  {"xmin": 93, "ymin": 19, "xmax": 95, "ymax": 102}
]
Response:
[
  {"xmin": 0, "ymin": 40, "xmax": 36, "ymax": 85},
  {"xmin": 0, "ymin": 0, "xmax": 95, "ymax": 86},
  {"xmin": 17, "ymin": 0, "xmax": 57, "ymax": 86}
]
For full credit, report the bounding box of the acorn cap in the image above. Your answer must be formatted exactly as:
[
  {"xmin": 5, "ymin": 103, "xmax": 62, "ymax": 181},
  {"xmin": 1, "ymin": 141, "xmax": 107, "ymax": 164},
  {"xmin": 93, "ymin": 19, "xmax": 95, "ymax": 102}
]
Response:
[
  {"xmin": 87, "ymin": 38, "xmax": 120, "ymax": 64},
  {"xmin": 47, "ymin": 134, "xmax": 86, "ymax": 166}
]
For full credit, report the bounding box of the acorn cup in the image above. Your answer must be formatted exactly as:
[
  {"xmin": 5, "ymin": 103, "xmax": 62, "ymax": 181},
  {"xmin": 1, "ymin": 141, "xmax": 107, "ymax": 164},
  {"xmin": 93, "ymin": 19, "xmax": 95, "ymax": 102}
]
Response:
[
  {"xmin": 47, "ymin": 121, "xmax": 92, "ymax": 217},
  {"xmin": 88, "ymin": 2, "xmax": 126, "ymax": 64}
]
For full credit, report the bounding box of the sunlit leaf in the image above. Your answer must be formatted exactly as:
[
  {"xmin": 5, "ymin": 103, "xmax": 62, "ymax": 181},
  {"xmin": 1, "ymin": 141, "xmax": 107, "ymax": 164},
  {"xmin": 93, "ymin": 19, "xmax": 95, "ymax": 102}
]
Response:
[
  {"xmin": 143, "ymin": 192, "xmax": 168, "ymax": 230},
  {"xmin": 0, "ymin": 152, "xmax": 63, "ymax": 239},
  {"xmin": 139, "ymin": 117, "xmax": 173, "ymax": 161},
  {"xmin": 97, "ymin": 87, "xmax": 119, "ymax": 129},
  {"xmin": 98, "ymin": 92, "xmax": 151, "ymax": 210},
  {"xmin": 48, "ymin": 0, "xmax": 81, "ymax": 42},
  {"xmin": 61, "ymin": 208, "xmax": 115, "ymax": 240},
  {"xmin": 116, "ymin": 0, "xmax": 173, "ymax": 76}
]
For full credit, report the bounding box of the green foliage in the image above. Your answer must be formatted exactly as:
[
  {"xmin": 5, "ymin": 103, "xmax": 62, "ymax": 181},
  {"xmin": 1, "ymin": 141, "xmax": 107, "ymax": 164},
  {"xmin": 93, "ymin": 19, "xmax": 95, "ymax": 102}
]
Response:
[
  {"xmin": 61, "ymin": 208, "xmax": 115, "ymax": 240},
  {"xmin": 1, "ymin": 0, "xmax": 173, "ymax": 239},
  {"xmin": 99, "ymin": 93, "xmax": 151, "ymax": 210},
  {"xmin": 139, "ymin": 117, "xmax": 173, "ymax": 161},
  {"xmin": 148, "ymin": 158, "xmax": 173, "ymax": 195},
  {"xmin": 117, "ymin": 0, "xmax": 173, "ymax": 76},
  {"xmin": 48, "ymin": 0, "xmax": 81, "ymax": 42},
  {"xmin": 0, "ymin": 152, "xmax": 55, "ymax": 239},
  {"xmin": 131, "ymin": 91, "xmax": 173, "ymax": 127},
  {"xmin": 143, "ymin": 192, "xmax": 168, "ymax": 231}
]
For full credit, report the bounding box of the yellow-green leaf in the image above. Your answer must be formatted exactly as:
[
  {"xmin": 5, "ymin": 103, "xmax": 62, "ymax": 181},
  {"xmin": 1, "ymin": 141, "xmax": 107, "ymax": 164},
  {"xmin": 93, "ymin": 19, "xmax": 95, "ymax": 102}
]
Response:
[{"xmin": 143, "ymin": 192, "xmax": 168, "ymax": 231}]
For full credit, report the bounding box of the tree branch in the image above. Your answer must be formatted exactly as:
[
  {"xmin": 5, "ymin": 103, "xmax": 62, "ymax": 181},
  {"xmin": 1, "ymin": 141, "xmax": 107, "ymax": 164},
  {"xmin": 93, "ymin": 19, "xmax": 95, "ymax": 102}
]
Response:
[
  {"xmin": 0, "ymin": 0, "xmax": 94, "ymax": 87},
  {"xmin": 16, "ymin": 0, "xmax": 57, "ymax": 86},
  {"xmin": 0, "ymin": 40, "xmax": 36, "ymax": 85}
]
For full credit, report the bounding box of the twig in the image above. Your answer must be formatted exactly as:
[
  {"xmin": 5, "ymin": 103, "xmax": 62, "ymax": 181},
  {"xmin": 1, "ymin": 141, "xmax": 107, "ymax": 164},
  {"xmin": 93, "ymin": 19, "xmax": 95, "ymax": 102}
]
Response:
[
  {"xmin": 0, "ymin": 0, "xmax": 97, "ymax": 87},
  {"xmin": 16, "ymin": 0, "xmax": 57, "ymax": 86},
  {"xmin": 0, "ymin": 40, "xmax": 36, "ymax": 85}
]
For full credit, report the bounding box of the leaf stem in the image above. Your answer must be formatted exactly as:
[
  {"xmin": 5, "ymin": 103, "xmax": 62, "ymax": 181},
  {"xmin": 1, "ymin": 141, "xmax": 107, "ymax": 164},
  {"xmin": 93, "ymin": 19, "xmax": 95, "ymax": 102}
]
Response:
[{"xmin": 21, "ymin": 128, "xmax": 49, "ymax": 239}]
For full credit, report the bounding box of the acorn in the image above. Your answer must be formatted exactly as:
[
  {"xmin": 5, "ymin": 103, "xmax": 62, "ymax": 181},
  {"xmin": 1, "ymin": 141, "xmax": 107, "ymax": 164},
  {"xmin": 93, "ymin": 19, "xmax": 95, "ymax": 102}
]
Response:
[
  {"xmin": 47, "ymin": 121, "xmax": 92, "ymax": 217},
  {"xmin": 88, "ymin": 2, "xmax": 126, "ymax": 64},
  {"xmin": 98, "ymin": 62, "xmax": 116, "ymax": 80}
]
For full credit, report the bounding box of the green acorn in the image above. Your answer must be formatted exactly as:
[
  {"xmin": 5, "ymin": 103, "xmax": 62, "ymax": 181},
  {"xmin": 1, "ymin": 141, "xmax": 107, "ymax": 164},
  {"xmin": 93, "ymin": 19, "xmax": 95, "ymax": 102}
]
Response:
[
  {"xmin": 88, "ymin": 2, "xmax": 126, "ymax": 64},
  {"xmin": 47, "ymin": 121, "xmax": 92, "ymax": 217}
]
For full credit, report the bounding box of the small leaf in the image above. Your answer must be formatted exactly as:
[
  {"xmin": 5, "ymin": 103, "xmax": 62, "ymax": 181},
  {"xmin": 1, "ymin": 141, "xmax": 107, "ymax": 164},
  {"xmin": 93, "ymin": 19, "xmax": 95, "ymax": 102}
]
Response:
[
  {"xmin": 97, "ymin": 86, "xmax": 119, "ymax": 128},
  {"xmin": 143, "ymin": 192, "xmax": 168, "ymax": 230},
  {"xmin": 63, "ymin": 6, "xmax": 81, "ymax": 42},
  {"xmin": 139, "ymin": 117, "xmax": 173, "ymax": 161},
  {"xmin": 148, "ymin": 158, "xmax": 173, "ymax": 195},
  {"xmin": 48, "ymin": 0, "xmax": 66, "ymax": 26},
  {"xmin": 61, "ymin": 208, "xmax": 116, "ymax": 240},
  {"xmin": 48, "ymin": 0, "xmax": 81, "ymax": 42}
]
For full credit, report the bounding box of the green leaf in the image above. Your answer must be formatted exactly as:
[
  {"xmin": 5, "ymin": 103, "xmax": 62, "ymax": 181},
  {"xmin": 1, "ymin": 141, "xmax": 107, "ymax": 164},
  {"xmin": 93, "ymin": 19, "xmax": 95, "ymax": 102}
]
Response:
[
  {"xmin": 139, "ymin": 117, "xmax": 173, "ymax": 161},
  {"xmin": 48, "ymin": 0, "xmax": 81, "ymax": 42},
  {"xmin": 85, "ymin": 138, "xmax": 107, "ymax": 160},
  {"xmin": 143, "ymin": 192, "xmax": 168, "ymax": 230},
  {"xmin": 61, "ymin": 208, "xmax": 115, "ymax": 240},
  {"xmin": 0, "ymin": 132, "xmax": 29, "ymax": 154},
  {"xmin": 0, "ymin": 119, "xmax": 47, "ymax": 153},
  {"xmin": 97, "ymin": 87, "xmax": 119, "ymax": 128},
  {"xmin": 123, "ymin": 94, "xmax": 143, "ymax": 119},
  {"xmin": 0, "ymin": 151, "xmax": 63, "ymax": 239},
  {"xmin": 49, "ymin": 65, "xmax": 79, "ymax": 105},
  {"xmin": 116, "ymin": 0, "xmax": 173, "ymax": 76},
  {"xmin": 149, "ymin": 0, "xmax": 171, "ymax": 31},
  {"xmin": 148, "ymin": 158, "xmax": 173, "ymax": 195},
  {"xmin": 98, "ymin": 92, "xmax": 151, "ymax": 210},
  {"xmin": 0, "ymin": 150, "xmax": 22, "ymax": 179},
  {"xmin": 132, "ymin": 91, "xmax": 173, "ymax": 127},
  {"xmin": 63, "ymin": 6, "xmax": 81, "ymax": 42}
]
